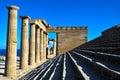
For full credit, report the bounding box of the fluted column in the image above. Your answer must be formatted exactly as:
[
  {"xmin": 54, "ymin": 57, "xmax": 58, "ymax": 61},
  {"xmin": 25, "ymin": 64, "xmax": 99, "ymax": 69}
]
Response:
[
  {"xmin": 35, "ymin": 27, "xmax": 40, "ymax": 63},
  {"xmin": 5, "ymin": 6, "xmax": 19, "ymax": 77},
  {"xmin": 40, "ymin": 29, "xmax": 44, "ymax": 61},
  {"xmin": 20, "ymin": 16, "xmax": 30, "ymax": 70},
  {"xmin": 29, "ymin": 23, "xmax": 36, "ymax": 66}
]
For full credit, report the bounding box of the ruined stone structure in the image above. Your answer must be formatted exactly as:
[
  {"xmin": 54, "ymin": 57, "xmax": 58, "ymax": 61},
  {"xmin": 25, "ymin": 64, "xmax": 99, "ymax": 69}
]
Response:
[
  {"xmin": 4, "ymin": 5, "xmax": 87, "ymax": 79},
  {"xmin": 2, "ymin": 5, "xmax": 120, "ymax": 80},
  {"xmin": 29, "ymin": 19, "xmax": 49, "ymax": 66},
  {"xmin": 48, "ymin": 27, "xmax": 87, "ymax": 54},
  {"xmin": 5, "ymin": 5, "xmax": 50, "ymax": 78}
]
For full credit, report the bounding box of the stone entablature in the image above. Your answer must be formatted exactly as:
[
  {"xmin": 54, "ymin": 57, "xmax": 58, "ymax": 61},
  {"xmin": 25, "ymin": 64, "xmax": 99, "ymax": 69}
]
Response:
[{"xmin": 30, "ymin": 19, "xmax": 50, "ymax": 32}]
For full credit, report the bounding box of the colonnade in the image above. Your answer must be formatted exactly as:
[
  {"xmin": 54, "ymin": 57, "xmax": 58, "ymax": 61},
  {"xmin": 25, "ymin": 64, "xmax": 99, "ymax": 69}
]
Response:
[{"xmin": 5, "ymin": 5, "xmax": 50, "ymax": 78}]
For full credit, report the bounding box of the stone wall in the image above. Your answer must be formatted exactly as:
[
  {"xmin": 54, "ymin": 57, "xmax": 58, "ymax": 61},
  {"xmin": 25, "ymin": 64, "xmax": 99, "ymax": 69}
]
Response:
[
  {"xmin": 78, "ymin": 24, "xmax": 120, "ymax": 54},
  {"xmin": 48, "ymin": 27, "xmax": 88, "ymax": 54}
]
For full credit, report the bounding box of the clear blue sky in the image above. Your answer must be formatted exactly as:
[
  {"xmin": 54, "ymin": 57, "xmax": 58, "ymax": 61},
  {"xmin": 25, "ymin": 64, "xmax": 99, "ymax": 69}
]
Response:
[{"xmin": 0, "ymin": 0, "xmax": 120, "ymax": 49}]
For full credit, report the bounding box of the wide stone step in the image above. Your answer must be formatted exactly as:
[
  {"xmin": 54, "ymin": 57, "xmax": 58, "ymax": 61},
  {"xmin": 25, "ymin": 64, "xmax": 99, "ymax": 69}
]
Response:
[
  {"xmin": 71, "ymin": 51, "xmax": 120, "ymax": 80},
  {"xmin": 33, "ymin": 56, "xmax": 60, "ymax": 80},
  {"xmin": 49, "ymin": 55, "xmax": 63, "ymax": 80},
  {"xmin": 74, "ymin": 50, "xmax": 120, "ymax": 72},
  {"xmin": 64, "ymin": 53, "xmax": 85, "ymax": 80},
  {"xmin": 19, "ymin": 56, "xmax": 59, "ymax": 80},
  {"xmin": 69, "ymin": 52, "xmax": 105, "ymax": 80},
  {"xmin": 67, "ymin": 52, "xmax": 89, "ymax": 80},
  {"xmin": 19, "ymin": 50, "xmax": 120, "ymax": 80},
  {"xmin": 75, "ymin": 49, "xmax": 120, "ymax": 65}
]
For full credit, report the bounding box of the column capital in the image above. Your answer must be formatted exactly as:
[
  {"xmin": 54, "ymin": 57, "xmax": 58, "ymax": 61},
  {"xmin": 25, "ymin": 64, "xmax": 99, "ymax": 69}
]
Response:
[
  {"xmin": 6, "ymin": 5, "xmax": 19, "ymax": 10},
  {"xmin": 20, "ymin": 16, "xmax": 30, "ymax": 19}
]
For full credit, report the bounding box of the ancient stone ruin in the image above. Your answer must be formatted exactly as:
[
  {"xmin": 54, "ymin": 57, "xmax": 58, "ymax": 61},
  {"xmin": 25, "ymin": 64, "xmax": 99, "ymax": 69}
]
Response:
[
  {"xmin": 1, "ymin": 5, "xmax": 120, "ymax": 80},
  {"xmin": 4, "ymin": 5, "xmax": 87, "ymax": 79}
]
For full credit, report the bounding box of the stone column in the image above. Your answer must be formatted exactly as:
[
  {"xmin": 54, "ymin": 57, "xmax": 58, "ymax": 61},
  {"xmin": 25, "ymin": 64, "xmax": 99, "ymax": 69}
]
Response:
[
  {"xmin": 43, "ymin": 32, "xmax": 46, "ymax": 60},
  {"xmin": 56, "ymin": 33, "xmax": 59, "ymax": 55},
  {"xmin": 35, "ymin": 27, "xmax": 40, "ymax": 64},
  {"xmin": 40, "ymin": 29, "xmax": 43, "ymax": 61},
  {"xmin": 29, "ymin": 23, "xmax": 36, "ymax": 66},
  {"xmin": 48, "ymin": 40, "xmax": 51, "ymax": 57},
  {"xmin": 5, "ymin": 6, "xmax": 19, "ymax": 77},
  {"xmin": 48, "ymin": 48, "xmax": 50, "ymax": 58},
  {"xmin": 20, "ymin": 16, "xmax": 30, "ymax": 70},
  {"xmin": 53, "ymin": 39, "xmax": 56, "ymax": 56},
  {"xmin": 46, "ymin": 33, "xmax": 48, "ymax": 59}
]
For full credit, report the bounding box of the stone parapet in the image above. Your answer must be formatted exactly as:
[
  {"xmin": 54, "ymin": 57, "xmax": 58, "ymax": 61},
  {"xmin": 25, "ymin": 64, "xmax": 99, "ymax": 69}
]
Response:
[
  {"xmin": 49, "ymin": 26, "xmax": 87, "ymax": 30},
  {"xmin": 30, "ymin": 19, "xmax": 49, "ymax": 32}
]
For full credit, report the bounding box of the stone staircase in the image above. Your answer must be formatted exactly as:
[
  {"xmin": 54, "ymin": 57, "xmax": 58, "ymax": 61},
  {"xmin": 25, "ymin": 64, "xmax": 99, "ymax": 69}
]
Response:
[
  {"xmin": 19, "ymin": 49, "xmax": 120, "ymax": 80},
  {"xmin": 78, "ymin": 25, "xmax": 120, "ymax": 55},
  {"xmin": 71, "ymin": 50, "xmax": 120, "ymax": 80}
]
